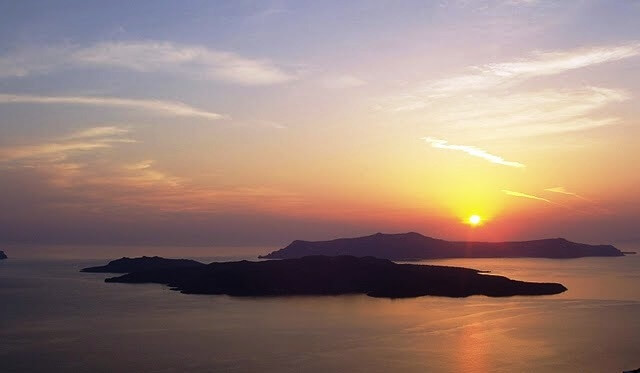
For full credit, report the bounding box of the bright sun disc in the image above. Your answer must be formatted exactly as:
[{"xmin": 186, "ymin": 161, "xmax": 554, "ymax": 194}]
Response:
[{"xmin": 468, "ymin": 215, "xmax": 481, "ymax": 225}]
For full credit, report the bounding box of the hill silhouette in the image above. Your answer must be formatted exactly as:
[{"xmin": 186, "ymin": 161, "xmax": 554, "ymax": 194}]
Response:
[
  {"xmin": 260, "ymin": 232, "xmax": 624, "ymax": 260},
  {"xmin": 81, "ymin": 256, "xmax": 204, "ymax": 273},
  {"xmin": 102, "ymin": 255, "xmax": 567, "ymax": 298}
]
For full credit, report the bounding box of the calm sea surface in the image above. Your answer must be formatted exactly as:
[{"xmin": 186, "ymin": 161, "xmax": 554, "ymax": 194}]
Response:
[{"xmin": 1, "ymin": 244, "xmax": 639, "ymax": 372}]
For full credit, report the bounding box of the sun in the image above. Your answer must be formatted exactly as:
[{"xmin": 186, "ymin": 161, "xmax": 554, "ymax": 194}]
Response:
[{"xmin": 468, "ymin": 215, "xmax": 482, "ymax": 226}]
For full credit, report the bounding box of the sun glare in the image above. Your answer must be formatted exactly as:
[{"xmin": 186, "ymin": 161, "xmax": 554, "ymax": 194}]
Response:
[{"xmin": 468, "ymin": 215, "xmax": 482, "ymax": 226}]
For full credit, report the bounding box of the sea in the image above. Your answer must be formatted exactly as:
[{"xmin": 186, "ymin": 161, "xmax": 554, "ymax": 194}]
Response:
[{"xmin": 1, "ymin": 243, "xmax": 639, "ymax": 372}]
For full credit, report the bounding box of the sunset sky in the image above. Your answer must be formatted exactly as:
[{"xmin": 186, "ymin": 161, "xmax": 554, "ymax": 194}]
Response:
[{"xmin": 1, "ymin": 0, "xmax": 639, "ymax": 246}]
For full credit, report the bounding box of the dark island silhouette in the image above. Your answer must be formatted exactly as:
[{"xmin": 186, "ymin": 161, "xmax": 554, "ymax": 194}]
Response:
[
  {"xmin": 95, "ymin": 255, "xmax": 567, "ymax": 298},
  {"xmin": 260, "ymin": 232, "xmax": 624, "ymax": 260},
  {"xmin": 0, "ymin": 250, "xmax": 6, "ymax": 260},
  {"xmin": 81, "ymin": 256, "xmax": 204, "ymax": 273}
]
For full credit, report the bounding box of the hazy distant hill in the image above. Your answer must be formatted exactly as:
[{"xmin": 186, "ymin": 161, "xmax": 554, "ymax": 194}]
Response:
[
  {"xmin": 260, "ymin": 232, "xmax": 624, "ymax": 260},
  {"xmin": 104, "ymin": 255, "xmax": 567, "ymax": 298},
  {"xmin": 81, "ymin": 256, "xmax": 204, "ymax": 273}
]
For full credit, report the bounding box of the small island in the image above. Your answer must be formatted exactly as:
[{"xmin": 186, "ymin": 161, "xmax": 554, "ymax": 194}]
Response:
[
  {"xmin": 261, "ymin": 232, "xmax": 624, "ymax": 260},
  {"xmin": 0, "ymin": 250, "xmax": 7, "ymax": 260},
  {"xmin": 93, "ymin": 255, "xmax": 567, "ymax": 298},
  {"xmin": 81, "ymin": 256, "xmax": 204, "ymax": 273}
]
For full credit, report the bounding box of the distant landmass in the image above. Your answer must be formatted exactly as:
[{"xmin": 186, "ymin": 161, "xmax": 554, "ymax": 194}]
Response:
[
  {"xmin": 0, "ymin": 250, "xmax": 6, "ymax": 260},
  {"xmin": 260, "ymin": 232, "xmax": 624, "ymax": 260},
  {"xmin": 99, "ymin": 255, "xmax": 567, "ymax": 298},
  {"xmin": 81, "ymin": 256, "xmax": 204, "ymax": 273}
]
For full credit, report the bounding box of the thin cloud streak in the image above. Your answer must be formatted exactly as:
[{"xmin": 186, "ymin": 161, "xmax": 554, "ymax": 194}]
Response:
[
  {"xmin": 545, "ymin": 186, "xmax": 591, "ymax": 201},
  {"xmin": 0, "ymin": 41, "xmax": 296, "ymax": 85},
  {"xmin": 380, "ymin": 42, "xmax": 639, "ymax": 115},
  {"xmin": 402, "ymin": 87, "xmax": 627, "ymax": 139},
  {"xmin": 502, "ymin": 190, "xmax": 551, "ymax": 203},
  {"xmin": 0, "ymin": 126, "xmax": 134, "ymax": 162},
  {"xmin": 64, "ymin": 126, "xmax": 130, "ymax": 140},
  {"xmin": 0, "ymin": 45, "xmax": 73, "ymax": 77},
  {"xmin": 418, "ymin": 43, "xmax": 640, "ymax": 99},
  {"xmin": 422, "ymin": 137, "xmax": 525, "ymax": 168},
  {"xmin": 502, "ymin": 189, "xmax": 600, "ymax": 215},
  {"xmin": 0, "ymin": 142, "xmax": 112, "ymax": 162},
  {"xmin": 0, "ymin": 94, "xmax": 225, "ymax": 120},
  {"xmin": 0, "ymin": 127, "xmax": 305, "ymax": 215},
  {"xmin": 125, "ymin": 160, "xmax": 154, "ymax": 170}
]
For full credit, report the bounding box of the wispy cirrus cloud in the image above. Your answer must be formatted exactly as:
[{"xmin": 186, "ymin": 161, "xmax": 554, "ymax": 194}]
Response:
[
  {"xmin": 1, "ymin": 126, "xmax": 305, "ymax": 214},
  {"xmin": 0, "ymin": 126, "xmax": 134, "ymax": 162},
  {"xmin": 0, "ymin": 45, "xmax": 73, "ymax": 78},
  {"xmin": 0, "ymin": 142, "xmax": 113, "ymax": 162},
  {"xmin": 399, "ymin": 43, "xmax": 640, "ymax": 103},
  {"xmin": 0, "ymin": 41, "xmax": 296, "ymax": 86},
  {"xmin": 124, "ymin": 159, "xmax": 155, "ymax": 171},
  {"xmin": 0, "ymin": 94, "xmax": 225, "ymax": 120},
  {"xmin": 115, "ymin": 160, "xmax": 183, "ymax": 187},
  {"xmin": 378, "ymin": 43, "xmax": 638, "ymax": 139},
  {"xmin": 502, "ymin": 190, "xmax": 551, "ymax": 203},
  {"xmin": 422, "ymin": 137, "xmax": 525, "ymax": 168},
  {"xmin": 383, "ymin": 86, "xmax": 627, "ymax": 140},
  {"xmin": 420, "ymin": 87, "xmax": 627, "ymax": 139},
  {"xmin": 63, "ymin": 126, "xmax": 130, "ymax": 139},
  {"xmin": 502, "ymin": 188, "xmax": 602, "ymax": 214},
  {"xmin": 545, "ymin": 186, "xmax": 591, "ymax": 201}
]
